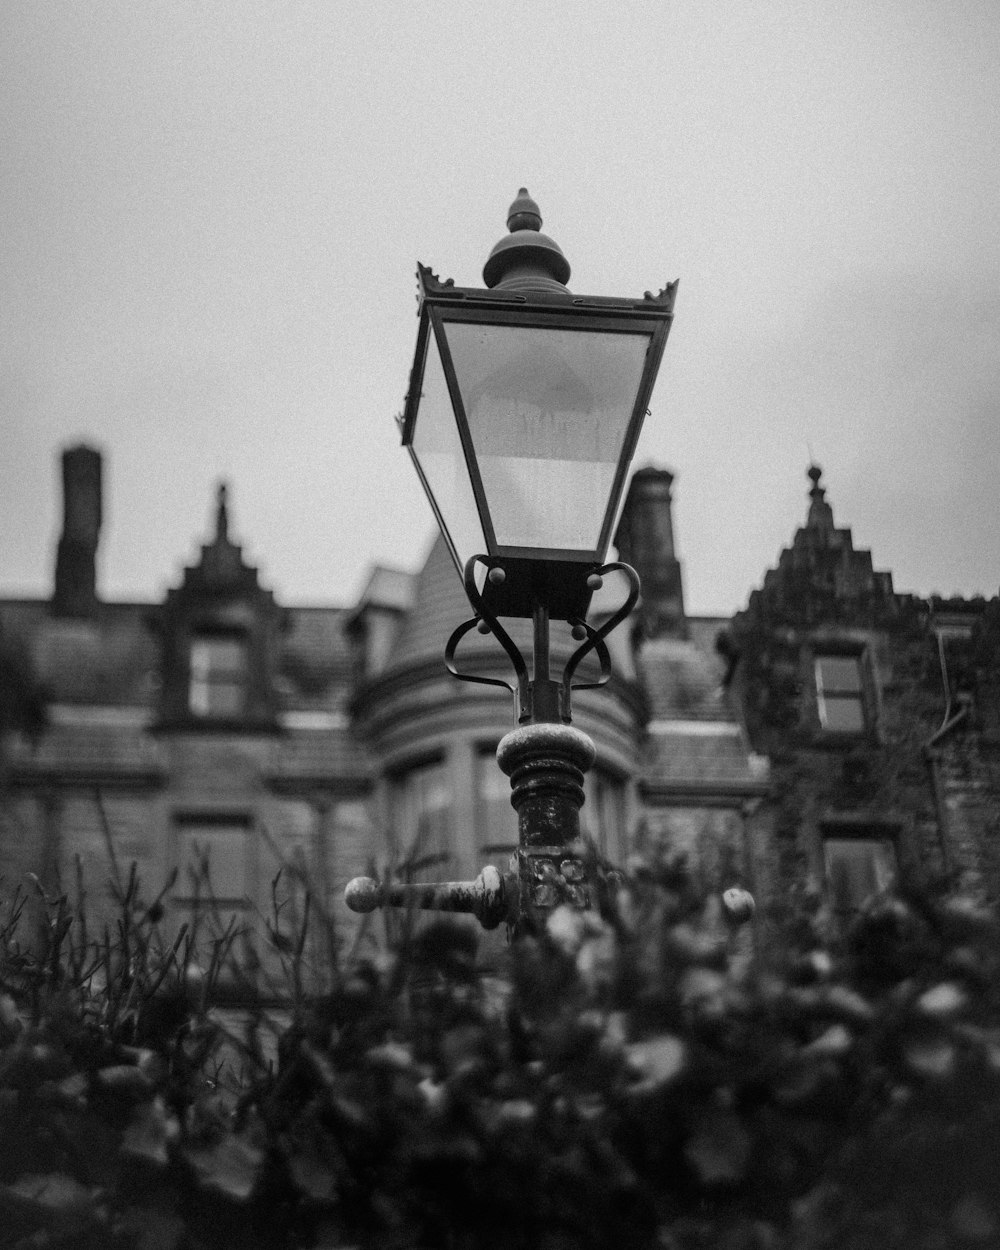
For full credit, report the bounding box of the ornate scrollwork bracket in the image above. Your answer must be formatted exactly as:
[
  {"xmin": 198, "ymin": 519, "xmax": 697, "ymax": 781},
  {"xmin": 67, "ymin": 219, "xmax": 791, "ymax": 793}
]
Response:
[
  {"xmin": 445, "ymin": 556, "xmax": 641, "ymax": 725},
  {"xmin": 561, "ymin": 561, "xmax": 640, "ymax": 720},
  {"xmin": 444, "ymin": 556, "xmax": 531, "ymax": 722}
]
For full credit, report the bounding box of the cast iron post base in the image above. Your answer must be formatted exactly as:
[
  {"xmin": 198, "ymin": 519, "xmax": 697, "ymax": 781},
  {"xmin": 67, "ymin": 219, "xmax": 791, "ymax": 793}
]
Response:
[{"xmin": 497, "ymin": 722, "xmax": 597, "ymax": 930}]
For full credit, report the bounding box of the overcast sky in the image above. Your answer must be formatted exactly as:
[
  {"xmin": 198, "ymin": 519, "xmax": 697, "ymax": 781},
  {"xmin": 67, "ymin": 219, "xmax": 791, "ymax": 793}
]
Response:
[{"xmin": 3, "ymin": 1, "xmax": 998, "ymax": 616}]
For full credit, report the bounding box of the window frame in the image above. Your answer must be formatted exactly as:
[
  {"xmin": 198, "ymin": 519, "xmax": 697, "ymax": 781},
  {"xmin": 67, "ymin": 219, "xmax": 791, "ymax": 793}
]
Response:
[
  {"xmin": 814, "ymin": 652, "xmax": 865, "ymax": 734},
  {"xmin": 188, "ymin": 630, "xmax": 249, "ymax": 719},
  {"xmin": 172, "ymin": 811, "xmax": 254, "ymax": 927},
  {"xmin": 808, "ymin": 643, "xmax": 877, "ymax": 741},
  {"xmin": 581, "ymin": 765, "xmax": 628, "ymax": 863},
  {"xmin": 475, "ymin": 743, "xmax": 518, "ymax": 871},
  {"xmin": 820, "ymin": 820, "xmax": 899, "ymax": 918},
  {"xmin": 389, "ymin": 754, "xmax": 454, "ymax": 881}
]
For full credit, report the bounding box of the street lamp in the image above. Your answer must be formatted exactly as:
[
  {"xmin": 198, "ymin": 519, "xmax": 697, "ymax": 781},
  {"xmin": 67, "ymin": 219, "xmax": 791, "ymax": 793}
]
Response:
[{"xmin": 346, "ymin": 189, "xmax": 676, "ymax": 934}]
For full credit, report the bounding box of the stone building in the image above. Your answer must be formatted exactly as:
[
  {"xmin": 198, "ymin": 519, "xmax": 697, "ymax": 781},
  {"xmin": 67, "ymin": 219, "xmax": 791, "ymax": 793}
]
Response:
[
  {"xmin": 723, "ymin": 465, "xmax": 1000, "ymax": 921},
  {"xmin": 1, "ymin": 447, "xmax": 997, "ymax": 966},
  {"xmin": 0, "ymin": 447, "xmax": 758, "ymax": 964}
]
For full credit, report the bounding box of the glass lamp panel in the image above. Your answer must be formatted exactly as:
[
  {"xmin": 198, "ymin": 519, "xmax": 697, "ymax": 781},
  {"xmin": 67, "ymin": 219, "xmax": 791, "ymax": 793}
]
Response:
[
  {"xmin": 446, "ymin": 321, "xmax": 651, "ymax": 554},
  {"xmin": 409, "ymin": 326, "xmax": 488, "ymax": 570}
]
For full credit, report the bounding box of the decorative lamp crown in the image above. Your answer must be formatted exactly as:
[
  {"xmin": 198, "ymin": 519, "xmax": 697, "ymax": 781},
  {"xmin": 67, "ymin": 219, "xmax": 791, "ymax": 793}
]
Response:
[{"xmin": 482, "ymin": 187, "xmax": 571, "ymax": 293}]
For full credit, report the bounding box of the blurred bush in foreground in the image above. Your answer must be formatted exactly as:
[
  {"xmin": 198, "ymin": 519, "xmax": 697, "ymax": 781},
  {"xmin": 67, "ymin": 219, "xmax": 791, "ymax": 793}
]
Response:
[{"xmin": 2, "ymin": 855, "xmax": 1000, "ymax": 1249}]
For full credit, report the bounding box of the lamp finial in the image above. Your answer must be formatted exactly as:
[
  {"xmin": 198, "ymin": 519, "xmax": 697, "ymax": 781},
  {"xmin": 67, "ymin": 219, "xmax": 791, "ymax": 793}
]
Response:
[
  {"xmin": 483, "ymin": 188, "xmax": 570, "ymax": 290},
  {"xmin": 507, "ymin": 188, "xmax": 542, "ymax": 233}
]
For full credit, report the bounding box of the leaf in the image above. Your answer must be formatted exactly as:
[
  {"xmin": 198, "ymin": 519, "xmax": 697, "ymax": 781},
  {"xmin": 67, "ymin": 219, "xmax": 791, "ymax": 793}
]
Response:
[
  {"xmin": 364, "ymin": 1041, "xmax": 415, "ymax": 1072},
  {"xmin": 96, "ymin": 1063, "xmax": 154, "ymax": 1102},
  {"xmin": 951, "ymin": 1194, "xmax": 998, "ymax": 1242},
  {"xmin": 121, "ymin": 1097, "xmax": 180, "ymax": 1168},
  {"xmin": 117, "ymin": 1206, "xmax": 186, "ymax": 1250},
  {"xmin": 286, "ymin": 1142, "xmax": 339, "ymax": 1204},
  {"xmin": 822, "ymin": 984, "xmax": 874, "ymax": 1024},
  {"xmin": 902, "ymin": 1034, "xmax": 956, "ymax": 1079},
  {"xmin": 625, "ymin": 1035, "xmax": 687, "ymax": 1094},
  {"xmin": 916, "ymin": 981, "xmax": 967, "ymax": 1018},
  {"xmin": 185, "ymin": 1129, "xmax": 265, "ymax": 1203},
  {"xmin": 684, "ymin": 1111, "xmax": 752, "ymax": 1186},
  {"xmin": 0, "ymin": 1172, "xmax": 101, "ymax": 1234},
  {"xmin": 803, "ymin": 1024, "xmax": 852, "ymax": 1057},
  {"xmin": 0, "ymin": 994, "xmax": 21, "ymax": 1043},
  {"xmin": 679, "ymin": 967, "xmax": 728, "ymax": 1017}
]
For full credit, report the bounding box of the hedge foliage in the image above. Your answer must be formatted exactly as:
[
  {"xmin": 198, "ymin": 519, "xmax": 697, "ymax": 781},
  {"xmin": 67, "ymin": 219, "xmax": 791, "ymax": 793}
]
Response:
[{"xmin": 2, "ymin": 856, "xmax": 1000, "ymax": 1249}]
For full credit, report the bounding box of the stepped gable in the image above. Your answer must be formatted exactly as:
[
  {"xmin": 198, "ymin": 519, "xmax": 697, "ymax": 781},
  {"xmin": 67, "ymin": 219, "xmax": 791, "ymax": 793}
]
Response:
[
  {"xmin": 747, "ymin": 465, "xmax": 897, "ymax": 627},
  {"xmin": 167, "ymin": 483, "xmax": 268, "ymax": 602}
]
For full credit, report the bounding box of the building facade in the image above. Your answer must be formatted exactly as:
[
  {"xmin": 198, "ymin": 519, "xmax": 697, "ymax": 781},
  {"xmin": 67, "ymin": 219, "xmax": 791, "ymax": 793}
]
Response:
[
  {"xmin": 1, "ymin": 447, "xmax": 997, "ymax": 967},
  {"xmin": 723, "ymin": 465, "xmax": 1000, "ymax": 923}
]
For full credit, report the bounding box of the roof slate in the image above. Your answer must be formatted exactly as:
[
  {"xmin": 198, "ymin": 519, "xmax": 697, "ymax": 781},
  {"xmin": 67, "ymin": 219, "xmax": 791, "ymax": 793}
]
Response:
[
  {"xmin": 640, "ymin": 727, "xmax": 762, "ymax": 787},
  {"xmin": 270, "ymin": 728, "xmax": 371, "ymax": 783},
  {"xmin": 0, "ymin": 599, "xmax": 358, "ymax": 714},
  {"xmin": 636, "ymin": 623, "xmax": 731, "ymax": 722},
  {"xmin": 6, "ymin": 721, "xmax": 165, "ymax": 779}
]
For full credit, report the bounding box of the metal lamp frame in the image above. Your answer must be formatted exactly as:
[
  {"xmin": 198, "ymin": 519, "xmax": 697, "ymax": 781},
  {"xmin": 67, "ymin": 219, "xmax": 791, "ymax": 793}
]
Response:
[
  {"xmin": 400, "ymin": 265, "xmax": 676, "ymax": 620},
  {"xmin": 346, "ymin": 198, "xmax": 684, "ymax": 934}
]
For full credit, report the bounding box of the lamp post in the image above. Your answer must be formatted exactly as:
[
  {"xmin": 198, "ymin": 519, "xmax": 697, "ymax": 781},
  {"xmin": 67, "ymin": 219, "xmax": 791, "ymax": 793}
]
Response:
[{"xmin": 346, "ymin": 189, "xmax": 677, "ymax": 934}]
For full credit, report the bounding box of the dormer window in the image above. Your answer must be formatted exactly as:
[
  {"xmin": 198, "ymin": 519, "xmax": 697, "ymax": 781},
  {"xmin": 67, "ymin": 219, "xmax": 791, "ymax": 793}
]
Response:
[
  {"xmin": 815, "ymin": 653, "xmax": 865, "ymax": 733},
  {"xmin": 151, "ymin": 484, "xmax": 286, "ymax": 732},
  {"xmin": 189, "ymin": 634, "xmax": 247, "ymax": 717}
]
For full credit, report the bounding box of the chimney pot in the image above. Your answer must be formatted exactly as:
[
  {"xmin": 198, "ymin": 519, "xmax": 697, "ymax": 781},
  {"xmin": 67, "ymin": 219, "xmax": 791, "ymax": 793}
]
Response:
[
  {"xmin": 52, "ymin": 445, "xmax": 102, "ymax": 617},
  {"xmin": 614, "ymin": 465, "xmax": 686, "ymax": 640}
]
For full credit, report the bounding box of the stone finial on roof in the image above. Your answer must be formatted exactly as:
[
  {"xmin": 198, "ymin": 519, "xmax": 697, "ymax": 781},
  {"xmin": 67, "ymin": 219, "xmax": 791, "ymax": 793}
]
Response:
[
  {"xmin": 164, "ymin": 480, "xmax": 259, "ymax": 596},
  {"xmin": 806, "ymin": 464, "xmax": 834, "ymax": 533},
  {"xmin": 740, "ymin": 463, "xmax": 896, "ymax": 626},
  {"xmin": 215, "ymin": 481, "xmax": 230, "ymax": 542}
]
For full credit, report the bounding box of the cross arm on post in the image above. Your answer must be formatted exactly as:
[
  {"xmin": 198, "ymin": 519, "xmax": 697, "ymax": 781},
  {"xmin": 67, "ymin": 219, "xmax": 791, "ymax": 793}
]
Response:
[{"xmin": 344, "ymin": 864, "xmax": 515, "ymax": 931}]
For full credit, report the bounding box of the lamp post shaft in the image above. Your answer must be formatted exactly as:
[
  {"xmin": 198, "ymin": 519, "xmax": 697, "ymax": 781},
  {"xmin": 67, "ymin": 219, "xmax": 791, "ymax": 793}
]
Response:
[{"xmin": 526, "ymin": 597, "xmax": 561, "ymax": 724}]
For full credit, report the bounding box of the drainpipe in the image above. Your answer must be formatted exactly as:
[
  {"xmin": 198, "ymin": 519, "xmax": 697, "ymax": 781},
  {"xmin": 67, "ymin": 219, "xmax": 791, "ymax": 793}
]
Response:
[{"xmin": 922, "ymin": 629, "xmax": 970, "ymax": 875}]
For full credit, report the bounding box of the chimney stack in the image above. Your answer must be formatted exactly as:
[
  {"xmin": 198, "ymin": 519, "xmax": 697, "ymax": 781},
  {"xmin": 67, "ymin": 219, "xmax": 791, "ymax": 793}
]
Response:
[
  {"xmin": 614, "ymin": 465, "xmax": 686, "ymax": 640},
  {"xmin": 52, "ymin": 445, "xmax": 102, "ymax": 618}
]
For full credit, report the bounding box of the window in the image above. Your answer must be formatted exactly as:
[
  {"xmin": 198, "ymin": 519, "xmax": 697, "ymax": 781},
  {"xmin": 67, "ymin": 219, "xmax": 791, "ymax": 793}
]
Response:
[
  {"xmin": 823, "ymin": 831, "xmax": 897, "ymax": 916},
  {"xmin": 815, "ymin": 653, "xmax": 865, "ymax": 733},
  {"xmin": 582, "ymin": 769, "xmax": 627, "ymax": 862},
  {"xmin": 392, "ymin": 759, "xmax": 452, "ymax": 880},
  {"xmin": 173, "ymin": 816, "xmax": 252, "ymax": 931},
  {"xmin": 476, "ymin": 747, "xmax": 518, "ymax": 872},
  {"xmin": 189, "ymin": 635, "xmax": 247, "ymax": 717}
]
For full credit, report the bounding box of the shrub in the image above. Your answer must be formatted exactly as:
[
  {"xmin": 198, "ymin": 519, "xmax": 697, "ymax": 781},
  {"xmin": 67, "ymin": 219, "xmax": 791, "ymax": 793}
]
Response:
[{"xmin": 2, "ymin": 858, "xmax": 1000, "ymax": 1248}]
